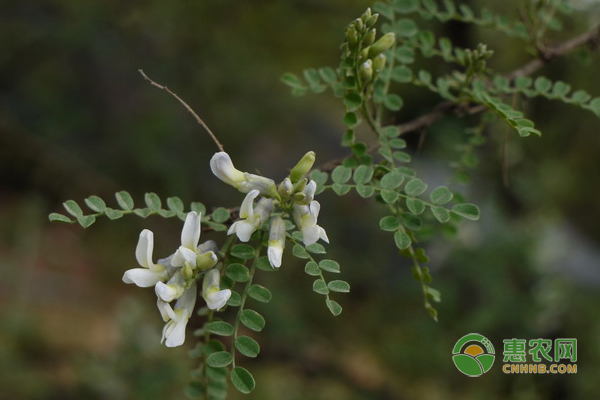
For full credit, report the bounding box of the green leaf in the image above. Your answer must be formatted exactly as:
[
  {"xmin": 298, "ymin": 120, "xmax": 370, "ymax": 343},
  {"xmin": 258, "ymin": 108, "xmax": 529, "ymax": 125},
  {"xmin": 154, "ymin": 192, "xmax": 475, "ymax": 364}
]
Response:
[
  {"xmin": 404, "ymin": 178, "xmax": 427, "ymax": 196},
  {"xmin": 256, "ymin": 255, "xmax": 275, "ymax": 272},
  {"xmin": 332, "ymin": 183, "xmax": 351, "ymax": 195},
  {"xmin": 396, "ymin": 46, "xmax": 415, "ymax": 64},
  {"xmin": 356, "ymin": 184, "xmax": 375, "ymax": 198},
  {"xmin": 230, "ymin": 244, "xmax": 256, "ymax": 260},
  {"xmin": 312, "ymin": 279, "xmax": 329, "ymax": 295},
  {"xmin": 319, "ymin": 67, "xmax": 337, "ymax": 83},
  {"xmin": 389, "ymin": 138, "xmax": 407, "ymax": 149},
  {"xmin": 319, "ymin": 259, "xmax": 341, "ymax": 273},
  {"xmin": 227, "ymin": 291, "xmax": 242, "ymax": 307},
  {"xmin": 373, "ymin": 1, "xmax": 394, "ymax": 19},
  {"xmin": 306, "ymin": 243, "xmax": 326, "ymax": 254},
  {"xmin": 343, "ymin": 111, "xmax": 359, "ymax": 127},
  {"xmin": 426, "ymin": 286, "xmax": 442, "ymax": 302},
  {"xmin": 326, "ymin": 299, "xmax": 343, "ymax": 316},
  {"xmin": 115, "ymin": 191, "xmax": 134, "ymax": 210},
  {"xmin": 394, "ymin": 230, "xmax": 411, "ymax": 250},
  {"xmin": 393, "ymin": 151, "xmax": 411, "ymax": 163},
  {"xmin": 240, "ymin": 309, "xmax": 265, "ymax": 332},
  {"xmin": 430, "ymin": 186, "xmax": 453, "ymax": 205},
  {"xmin": 401, "ymin": 213, "xmax": 422, "ymax": 230},
  {"xmin": 379, "ymin": 215, "xmax": 400, "ymax": 231},
  {"xmin": 406, "ymin": 198, "xmax": 425, "ymax": 215},
  {"xmin": 77, "ymin": 215, "xmax": 96, "ymax": 228},
  {"xmin": 303, "ymin": 68, "xmax": 321, "ymax": 86},
  {"xmin": 206, "ymin": 351, "xmax": 233, "ymax": 368},
  {"xmin": 225, "ymin": 263, "xmax": 250, "ymax": 282},
  {"xmin": 63, "ymin": 200, "xmax": 83, "ymax": 218},
  {"xmin": 281, "ymin": 72, "xmax": 305, "ymax": 89},
  {"xmin": 230, "ymin": 366, "xmax": 255, "ymax": 394},
  {"xmin": 391, "ymin": 65, "xmax": 413, "ymax": 83},
  {"xmin": 380, "ymin": 170, "xmax": 405, "ymax": 189},
  {"xmin": 166, "ymin": 197, "xmax": 184, "ymax": 214},
  {"xmin": 417, "ymin": 70, "xmax": 432, "ymax": 85},
  {"xmin": 353, "ymin": 165, "xmax": 374, "ymax": 184},
  {"xmin": 235, "ymin": 336, "xmax": 260, "ymax": 358},
  {"xmin": 49, "ymin": 213, "xmax": 73, "ymax": 223},
  {"xmin": 304, "ymin": 261, "xmax": 321, "ymax": 276},
  {"xmin": 515, "ymin": 76, "xmax": 532, "ymax": 90},
  {"xmin": 328, "ymin": 280, "xmax": 350, "ymax": 293},
  {"xmin": 384, "ymin": 94, "xmax": 404, "ymax": 111},
  {"xmin": 190, "ymin": 202, "xmax": 206, "ymax": 215},
  {"xmin": 85, "ymin": 196, "xmax": 106, "ymax": 212},
  {"xmin": 344, "ymin": 92, "xmax": 362, "ymax": 111},
  {"xmin": 452, "ymin": 203, "xmax": 480, "ymax": 220},
  {"xmin": 331, "ymin": 165, "xmax": 352, "ymax": 184},
  {"xmin": 205, "ymin": 321, "xmax": 234, "ymax": 336},
  {"xmin": 292, "ymin": 244, "xmax": 310, "ymax": 259},
  {"xmin": 381, "ymin": 189, "xmax": 399, "ymax": 203},
  {"xmin": 133, "ymin": 208, "xmax": 151, "ymax": 218},
  {"xmin": 104, "ymin": 208, "xmax": 123, "ymax": 220},
  {"xmin": 551, "ymin": 81, "xmax": 571, "ymax": 97},
  {"xmin": 431, "ymin": 206, "xmax": 450, "ymax": 223},
  {"xmin": 534, "ymin": 76, "xmax": 552, "ymax": 93},
  {"xmin": 310, "ymin": 170, "xmax": 328, "ymax": 189},
  {"xmin": 589, "ymin": 97, "xmax": 600, "ymax": 116},
  {"xmin": 247, "ymin": 285, "xmax": 272, "ymax": 303},
  {"xmin": 144, "ymin": 192, "xmax": 161, "ymax": 211},
  {"xmin": 393, "ymin": 18, "xmax": 418, "ymax": 37},
  {"xmin": 212, "ymin": 207, "xmax": 230, "ymax": 223},
  {"xmin": 394, "ymin": 0, "xmax": 419, "ymax": 13},
  {"xmin": 571, "ymin": 89, "xmax": 591, "ymax": 104}
]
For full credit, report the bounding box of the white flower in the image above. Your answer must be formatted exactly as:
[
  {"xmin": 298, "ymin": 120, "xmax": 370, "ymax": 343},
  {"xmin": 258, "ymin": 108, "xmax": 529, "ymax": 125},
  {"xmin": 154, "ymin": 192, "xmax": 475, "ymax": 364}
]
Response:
[
  {"xmin": 210, "ymin": 152, "xmax": 279, "ymax": 198},
  {"xmin": 123, "ymin": 230, "xmax": 168, "ymax": 287},
  {"xmin": 228, "ymin": 190, "xmax": 274, "ymax": 242},
  {"xmin": 202, "ymin": 269, "xmax": 231, "ymax": 311},
  {"xmin": 157, "ymin": 284, "xmax": 197, "ymax": 347},
  {"xmin": 293, "ymin": 201, "xmax": 329, "ymax": 246},
  {"xmin": 268, "ymin": 216, "xmax": 286, "ymax": 268},
  {"xmin": 172, "ymin": 212, "xmax": 202, "ymax": 268},
  {"xmin": 155, "ymin": 270, "xmax": 185, "ymax": 302}
]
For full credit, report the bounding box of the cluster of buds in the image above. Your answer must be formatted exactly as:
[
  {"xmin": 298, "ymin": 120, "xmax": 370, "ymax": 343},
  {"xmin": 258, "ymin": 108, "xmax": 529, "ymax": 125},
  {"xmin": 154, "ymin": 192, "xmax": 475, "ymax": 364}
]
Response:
[
  {"xmin": 343, "ymin": 8, "xmax": 396, "ymax": 85},
  {"xmin": 122, "ymin": 212, "xmax": 230, "ymax": 347},
  {"xmin": 210, "ymin": 151, "xmax": 329, "ymax": 268}
]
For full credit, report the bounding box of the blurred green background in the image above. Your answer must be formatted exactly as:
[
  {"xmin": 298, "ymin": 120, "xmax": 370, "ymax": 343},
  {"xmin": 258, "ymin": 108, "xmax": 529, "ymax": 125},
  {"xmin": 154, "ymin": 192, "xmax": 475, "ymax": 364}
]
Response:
[{"xmin": 2, "ymin": 0, "xmax": 600, "ymax": 399}]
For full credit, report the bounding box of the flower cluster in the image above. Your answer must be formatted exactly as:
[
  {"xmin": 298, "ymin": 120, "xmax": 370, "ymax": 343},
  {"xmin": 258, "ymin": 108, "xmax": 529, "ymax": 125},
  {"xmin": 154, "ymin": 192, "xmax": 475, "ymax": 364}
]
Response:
[
  {"xmin": 210, "ymin": 151, "xmax": 329, "ymax": 268},
  {"xmin": 122, "ymin": 211, "xmax": 230, "ymax": 347}
]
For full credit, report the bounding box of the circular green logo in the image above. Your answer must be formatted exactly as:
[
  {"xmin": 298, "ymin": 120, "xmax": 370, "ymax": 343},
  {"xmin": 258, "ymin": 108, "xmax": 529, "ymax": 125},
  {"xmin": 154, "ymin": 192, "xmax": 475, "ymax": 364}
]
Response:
[{"xmin": 452, "ymin": 333, "xmax": 495, "ymax": 377}]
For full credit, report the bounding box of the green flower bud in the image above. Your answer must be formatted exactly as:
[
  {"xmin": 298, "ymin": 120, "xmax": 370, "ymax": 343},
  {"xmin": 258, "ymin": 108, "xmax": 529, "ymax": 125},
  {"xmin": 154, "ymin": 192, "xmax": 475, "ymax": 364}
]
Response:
[
  {"xmin": 345, "ymin": 26, "xmax": 358, "ymax": 47},
  {"xmin": 278, "ymin": 177, "xmax": 293, "ymax": 198},
  {"xmin": 361, "ymin": 7, "xmax": 372, "ymax": 23},
  {"xmin": 359, "ymin": 47, "xmax": 369, "ymax": 61},
  {"xmin": 182, "ymin": 264, "xmax": 194, "ymax": 281},
  {"xmin": 359, "ymin": 59, "xmax": 373, "ymax": 82},
  {"xmin": 353, "ymin": 18, "xmax": 364, "ymax": 32},
  {"xmin": 372, "ymin": 53, "xmax": 387, "ymax": 74},
  {"xmin": 196, "ymin": 251, "xmax": 218, "ymax": 271},
  {"xmin": 362, "ymin": 29, "xmax": 376, "ymax": 47},
  {"xmin": 289, "ymin": 151, "xmax": 316, "ymax": 183},
  {"xmin": 368, "ymin": 32, "xmax": 396, "ymax": 58},
  {"xmin": 365, "ymin": 14, "xmax": 379, "ymax": 28}
]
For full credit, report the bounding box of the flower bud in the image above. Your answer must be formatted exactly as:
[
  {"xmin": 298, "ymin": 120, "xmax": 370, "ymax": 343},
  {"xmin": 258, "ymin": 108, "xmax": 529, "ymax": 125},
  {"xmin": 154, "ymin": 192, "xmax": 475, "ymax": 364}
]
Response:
[
  {"xmin": 362, "ymin": 29, "xmax": 376, "ymax": 46},
  {"xmin": 268, "ymin": 216, "xmax": 286, "ymax": 268},
  {"xmin": 359, "ymin": 47, "xmax": 369, "ymax": 61},
  {"xmin": 196, "ymin": 251, "xmax": 218, "ymax": 271},
  {"xmin": 368, "ymin": 32, "xmax": 396, "ymax": 58},
  {"xmin": 361, "ymin": 7, "xmax": 372, "ymax": 23},
  {"xmin": 289, "ymin": 151, "xmax": 316, "ymax": 183},
  {"xmin": 278, "ymin": 177, "xmax": 293, "ymax": 198},
  {"xmin": 365, "ymin": 14, "xmax": 379, "ymax": 28},
  {"xmin": 345, "ymin": 26, "xmax": 358, "ymax": 47},
  {"xmin": 372, "ymin": 53, "xmax": 387, "ymax": 74},
  {"xmin": 353, "ymin": 18, "xmax": 364, "ymax": 32},
  {"xmin": 359, "ymin": 59, "xmax": 373, "ymax": 82}
]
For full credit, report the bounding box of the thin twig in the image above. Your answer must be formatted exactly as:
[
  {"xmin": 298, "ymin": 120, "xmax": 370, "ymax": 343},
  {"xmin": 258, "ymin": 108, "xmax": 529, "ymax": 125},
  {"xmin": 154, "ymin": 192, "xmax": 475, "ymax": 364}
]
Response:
[{"xmin": 138, "ymin": 69, "xmax": 225, "ymax": 152}]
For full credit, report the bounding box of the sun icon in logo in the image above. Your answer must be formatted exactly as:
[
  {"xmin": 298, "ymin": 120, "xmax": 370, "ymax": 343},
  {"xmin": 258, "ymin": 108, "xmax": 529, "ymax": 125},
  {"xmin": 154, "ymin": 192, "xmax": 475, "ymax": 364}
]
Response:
[{"xmin": 452, "ymin": 333, "xmax": 495, "ymax": 377}]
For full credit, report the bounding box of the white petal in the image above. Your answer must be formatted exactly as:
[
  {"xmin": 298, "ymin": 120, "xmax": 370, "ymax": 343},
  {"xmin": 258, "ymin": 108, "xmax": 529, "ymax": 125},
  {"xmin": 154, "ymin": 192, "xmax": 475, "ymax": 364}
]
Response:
[
  {"xmin": 203, "ymin": 269, "xmax": 221, "ymax": 291},
  {"xmin": 157, "ymin": 298, "xmax": 176, "ymax": 322},
  {"xmin": 163, "ymin": 310, "xmax": 190, "ymax": 347},
  {"xmin": 268, "ymin": 245, "xmax": 283, "ymax": 268},
  {"xmin": 210, "ymin": 152, "xmax": 246, "ymax": 187},
  {"xmin": 175, "ymin": 284, "xmax": 197, "ymax": 316},
  {"xmin": 171, "ymin": 246, "xmax": 197, "ymax": 267},
  {"xmin": 122, "ymin": 267, "xmax": 166, "ymax": 287},
  {"xmin": 239, "ymin": 190, "xmax": 259, "ymax": 219},
  {"xmin": 255, "ymin": 198, "xmax": 274, "ymax": 224},
  {"xmin": 309, "ymin": 201, "xmax": 321, "ymax": 219},
  {"xmin": 206, "ymin": 289, "xmax": 232, "ymax": 310},
  {"xmin": 235, "ymin": 221, "xmax": 258, "ymax": 242},
  {"xmin": 135, "ymin": 229, "xmax": 154, "ymax": 268},
  {"xmin": 319, "ymin": 226, "xmax": 330, "ymax": 243},
  {"xmin": 181, "ymin": 212, "xmax": 201, "ymax": 250},
  {"xmin": 302, "ymin": 180, "xmax": 317, "ymax": 202},
  {"xmin": 301, "ymin": 226, "xmax": 320, "ymax": 246},
  {"xmin": 155, "ymin": 281, "xmax": 179, "ymax": 302}
]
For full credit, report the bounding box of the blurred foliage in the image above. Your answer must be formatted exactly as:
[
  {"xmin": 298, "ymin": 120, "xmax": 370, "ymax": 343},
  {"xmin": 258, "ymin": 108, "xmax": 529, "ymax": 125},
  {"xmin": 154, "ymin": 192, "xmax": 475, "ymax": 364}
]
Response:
[{"xmin": 1, "ymin": 0, "xmax": 600, "ymax": 399}]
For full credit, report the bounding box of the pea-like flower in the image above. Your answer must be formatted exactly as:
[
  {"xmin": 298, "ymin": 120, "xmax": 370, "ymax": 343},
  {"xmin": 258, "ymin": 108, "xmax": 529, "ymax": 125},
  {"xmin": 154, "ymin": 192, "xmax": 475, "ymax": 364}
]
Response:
[
  {"xmin": 202, "ymin": 269, "xmax": 231, "ymax": 311},
  {"xmin": 157, "ymin": 284, "xmax": 196, "ymax": 347},
  {"xmin": 268, "ymin": 216, "xmax": 286, "ymax": 268},
  {"xmin": 122, "ymin": 229, "xmax": 168, "ymax": 287},
  {"xmin": 228, "ymin": 189, "xmax": 274, "ymax": 242},
  {"xmin": 210, "ymin": 152, "xmax": 279, "ymax": 198},
  {"xmin": 293, "ymin": 201, "xmax": 329, "ymax": 246}
]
